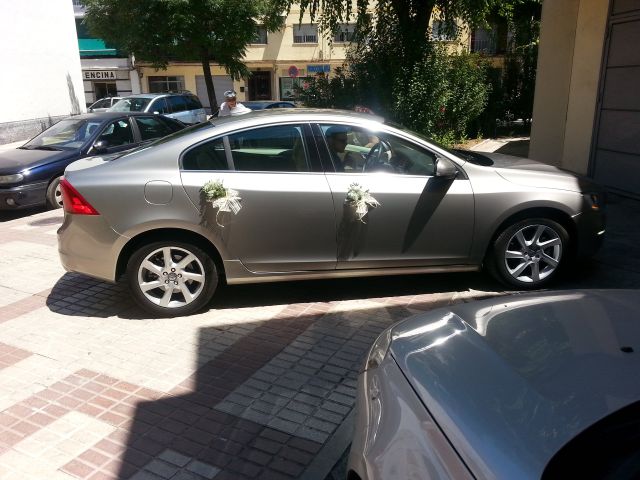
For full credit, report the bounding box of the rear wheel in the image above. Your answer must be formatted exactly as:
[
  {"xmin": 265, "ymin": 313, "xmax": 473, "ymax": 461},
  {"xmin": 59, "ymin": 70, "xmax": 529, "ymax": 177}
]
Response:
[
  {"xmin": 46, "ymin": 176, "xmax": 63, "ymax": 209},
  {"xmin": 127, "ymin": 241, "xmax": 218, "ymax": 317},
  {"xmin": 489, "ymin": 218, "xmax": 569, "ymax": 289}
]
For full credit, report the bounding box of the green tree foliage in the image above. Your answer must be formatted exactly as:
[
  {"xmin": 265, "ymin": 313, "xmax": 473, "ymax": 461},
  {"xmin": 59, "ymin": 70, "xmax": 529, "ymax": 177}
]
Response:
[
  {"xmin": 394, "ymin": 46, "xmax": 490, "ymax": 144},
  {"xmin": 502, "ymin": 0, "xmax": 541, "ymax": 125},
  {"xmin": 82, "ymin": 0, "xmax": 282, "ymax": 108}
]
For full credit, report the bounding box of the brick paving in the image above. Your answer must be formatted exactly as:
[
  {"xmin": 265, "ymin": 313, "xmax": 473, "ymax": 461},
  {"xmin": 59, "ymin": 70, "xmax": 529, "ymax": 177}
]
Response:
[
  {"xmin": 0, "ymin": 208, "xmax": 503, "ymax": 480},
  {"xmin": 1, "ymin": 194, "xmax": 638, "ymax": 480}
]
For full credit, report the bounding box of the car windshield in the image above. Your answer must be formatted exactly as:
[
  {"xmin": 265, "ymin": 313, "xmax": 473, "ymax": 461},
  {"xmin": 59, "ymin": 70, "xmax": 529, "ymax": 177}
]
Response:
[
  {"xmin": 384, "ymin": 120, "xmax": 481, "ymax": 163},
  {"xmin": 110, "ymin": 97, "xmax": 152, "ymax": 112},
  {"xmin": 22, "ymin": 119, "xmax": 103, "ymax": 150}
]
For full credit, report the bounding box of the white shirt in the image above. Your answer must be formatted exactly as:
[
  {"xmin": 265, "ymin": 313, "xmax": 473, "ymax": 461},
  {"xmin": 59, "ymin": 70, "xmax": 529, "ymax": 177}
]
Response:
[{"xmin": 218, "ymin": 101, "xmax": 252, "ymax": 117}]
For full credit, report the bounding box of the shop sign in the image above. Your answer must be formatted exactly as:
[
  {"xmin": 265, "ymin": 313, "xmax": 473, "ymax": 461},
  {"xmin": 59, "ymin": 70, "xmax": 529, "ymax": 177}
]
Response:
[
  {"xmin": 288, "ymin": 65, "xmax": 299, "ymax": 78},
  {"xmin": 83, "ymin": 70, "xmax": 118, "ymax": 80},
  {"xmin": 307, "ymin": 64, "xmax": 330, "ymax": 74}
]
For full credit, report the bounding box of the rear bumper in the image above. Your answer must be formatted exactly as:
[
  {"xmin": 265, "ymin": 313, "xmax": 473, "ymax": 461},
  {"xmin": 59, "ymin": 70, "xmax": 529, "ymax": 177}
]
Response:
[
  {"xmin": 0, "ymin": 182, "xmax": 47, "ymax": 209},
  {"xmin": 57, "ymin": 212, "xmax": 124, "ymax": 283}
]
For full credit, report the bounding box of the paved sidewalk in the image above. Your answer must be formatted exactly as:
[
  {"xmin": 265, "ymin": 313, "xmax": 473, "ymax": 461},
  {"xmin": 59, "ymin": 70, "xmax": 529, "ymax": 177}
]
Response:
[
  {"xmin": 0, "ymin": 184, "xmax": 639, "ymax": 480},
  {"xmin": 0, "ymin": 209, "xmax": 505, "ymax": 480}
]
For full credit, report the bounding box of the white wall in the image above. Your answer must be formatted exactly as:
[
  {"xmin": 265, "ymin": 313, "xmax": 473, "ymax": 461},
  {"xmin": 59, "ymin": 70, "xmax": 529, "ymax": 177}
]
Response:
[{"xmin": 0, "ymin": 0, "xmax": 86, "ymax": 124}]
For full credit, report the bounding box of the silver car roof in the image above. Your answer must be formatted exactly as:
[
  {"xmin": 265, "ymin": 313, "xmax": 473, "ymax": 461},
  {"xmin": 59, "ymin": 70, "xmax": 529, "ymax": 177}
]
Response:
[{"xmin": 389, "ymin": 289, "xmax": 640, "ymax": 479}]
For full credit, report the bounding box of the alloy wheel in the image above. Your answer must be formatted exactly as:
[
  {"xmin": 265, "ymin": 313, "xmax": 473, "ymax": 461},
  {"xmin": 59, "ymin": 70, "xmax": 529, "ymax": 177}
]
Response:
[
  {"xmin": 503, "ymin": 224, "xmax": 562, "ymax": 284},
  {"xmin": 137, "ymin": 246, "xmax": 206, "ymax": 308}
]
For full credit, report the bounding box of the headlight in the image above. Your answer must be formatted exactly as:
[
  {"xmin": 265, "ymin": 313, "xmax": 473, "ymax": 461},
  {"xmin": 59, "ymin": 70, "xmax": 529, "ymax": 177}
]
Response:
[
  {"xmin": 0, "ymin": 174, "xmax": 24, "ymax": 185},
  {"xmin": 365, "ymin": 328, "xmax": 392, "ymax": 370}
]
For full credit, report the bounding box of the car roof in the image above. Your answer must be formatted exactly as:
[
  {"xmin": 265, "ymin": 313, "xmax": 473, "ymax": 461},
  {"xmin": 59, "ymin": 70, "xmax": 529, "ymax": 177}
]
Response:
[
  {"xmin": 70, "ymin": 112, "xmax": 171, "ymax": 120},
  {"xmin": 243, "ymin": 101, "xmax": 295, "ymax": 108},
  {"xmin": 121, "ymin": 93, "xmax": 194, "ymax": 99},
  {"xmin": 210, "ymin": 108, "xmax": 384, "ymax": 125},
  {"xmin": 389, "ymin": 289, "xmax": 640, "ymax": 480}
]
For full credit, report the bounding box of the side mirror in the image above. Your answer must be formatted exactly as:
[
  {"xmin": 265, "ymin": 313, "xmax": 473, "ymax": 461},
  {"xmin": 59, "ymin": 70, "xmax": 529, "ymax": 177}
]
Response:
[
  {"xmin": 92, "ymin": 139, "xmax": 109, "ymax": 153},
  {"xmin": 435, "ymin": 157, "xmax": 458, "ymax": 179}
]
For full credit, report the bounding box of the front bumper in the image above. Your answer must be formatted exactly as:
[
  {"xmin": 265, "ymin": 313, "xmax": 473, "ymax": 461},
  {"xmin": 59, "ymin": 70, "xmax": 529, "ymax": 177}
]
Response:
[
  {"xmin": 347, "ymin": 354, "xmax": 473, "ymax": 480},
  {"xmin": 0, "ymin": 181, "xmax": 47, "ymax": 209},
  {"xmin": 57, "ymin": 212, "xmax": 124, "ymax": 283},
  {"xmin": 574, "ymin": 200, "xmax": 606, "ymax": 258}
]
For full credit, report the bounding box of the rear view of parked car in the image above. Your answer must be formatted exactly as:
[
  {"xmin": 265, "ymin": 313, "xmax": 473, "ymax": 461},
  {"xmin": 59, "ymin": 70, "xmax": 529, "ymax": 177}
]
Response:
[
  {"xmin": 109, "ymin": 93, "xmax": 206, "ymax": 124},
  {"xmin": 348, "ymin": 289, "xmax": 640, "ymax": 480},
  {"xmin": 57, "ymin": 109, "xmax": 605, "ymax": 317}
]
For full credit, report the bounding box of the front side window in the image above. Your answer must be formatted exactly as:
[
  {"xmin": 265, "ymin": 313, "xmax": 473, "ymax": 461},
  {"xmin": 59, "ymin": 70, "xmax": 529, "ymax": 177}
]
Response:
[
  {"xmin": 228, "ymin": 125, "xmax": 309, "ymax": 172},
  {"xmin": 148, "ymin": 76, "xmax": 185, "ymax": 93},
  {"xmin": 182, "ymin": 138, "xmax": 228, "ymax": 171},
  {"xmin": 98, "ymin": 119, "xmax": 134, "ymax": 147},
  {"xmin": 320, "ymin": 124, "xmax": 437, "ymax": 175},
  {"xmin": 135, "ymin": 117, "xmax": 172, "ymax": 141},
  {"xmin": 149, "ymin": 97, "xmax": 169, "ymax": 114},
  {"xmin": 293, "ymin": 24, "xmax": 318, "ymax": 44}
]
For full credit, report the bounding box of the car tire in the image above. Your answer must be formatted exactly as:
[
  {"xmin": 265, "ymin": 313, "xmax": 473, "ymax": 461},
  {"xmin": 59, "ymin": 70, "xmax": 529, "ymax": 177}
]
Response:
[
  {"xmin": 127, "ymin": 241, "xmax": 218, "ymax": 317},
  {"xmin": 46, "ymin": 176, "xmax": 63, "ymax": 209},
  {"xmin": 489, "ymin": 218, "xmax": 569, "ymax": 289}
]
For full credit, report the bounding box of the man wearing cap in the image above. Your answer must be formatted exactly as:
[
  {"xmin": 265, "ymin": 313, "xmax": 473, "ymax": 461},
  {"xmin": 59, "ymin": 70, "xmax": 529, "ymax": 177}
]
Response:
[{"xmin": 218, "ymin": 90, "xmax": 251, "ymax": 117}]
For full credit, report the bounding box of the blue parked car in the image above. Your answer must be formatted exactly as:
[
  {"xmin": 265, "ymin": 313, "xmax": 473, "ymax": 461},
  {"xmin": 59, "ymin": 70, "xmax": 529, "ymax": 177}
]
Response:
[{"xmin": 0, "ymin": 112, "xmax": 184, "ymax": 210}]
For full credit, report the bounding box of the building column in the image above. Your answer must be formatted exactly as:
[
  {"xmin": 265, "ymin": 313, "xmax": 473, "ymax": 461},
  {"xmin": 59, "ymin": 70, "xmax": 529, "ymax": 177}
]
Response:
[{"xmin": 529, "ymin": 0, "xmax": 609, "ymax": 175}]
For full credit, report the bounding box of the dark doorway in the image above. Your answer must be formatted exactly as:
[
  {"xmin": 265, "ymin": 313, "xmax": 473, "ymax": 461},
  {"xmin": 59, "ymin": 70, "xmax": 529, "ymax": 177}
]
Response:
[
  {"xmin": 248, "ymin": 71, "xmax": 271, "ymax": 100},
  {"xmin": 591, "ymin": 2, "xmax": 640, "ymax": 195},
  {"xmin": 94, "ymin": 81, "xmax": 118, "ymax": 99}
]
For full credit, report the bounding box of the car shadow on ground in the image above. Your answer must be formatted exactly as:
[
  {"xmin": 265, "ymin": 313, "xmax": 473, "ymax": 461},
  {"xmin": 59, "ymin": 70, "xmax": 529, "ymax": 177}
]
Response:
[
  {"xmin": 44, "ymin": 270, "xmax": 504, "ymax": 320},
  {"xmin": 0, "ymin": 206, "xmax": 46, "ymax": 222}
]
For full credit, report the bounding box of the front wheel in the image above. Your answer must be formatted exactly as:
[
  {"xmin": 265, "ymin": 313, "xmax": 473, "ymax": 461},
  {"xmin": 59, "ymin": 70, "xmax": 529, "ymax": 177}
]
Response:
[
  {"xmin": 489, "ymin": 218, "xmax": 569, "ymax": 289},
  {"xmin": 127, "ymin": 241, "xmax": 218, "ymax": 317},
  {"xmin": 46, "ymin": 176, "xmax": 63, "ymax": 209}
]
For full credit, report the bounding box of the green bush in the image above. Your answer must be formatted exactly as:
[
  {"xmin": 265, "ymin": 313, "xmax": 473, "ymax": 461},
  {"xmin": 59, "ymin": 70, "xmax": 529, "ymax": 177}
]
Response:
[{"xmin": 393, "ymin": 46, "xmax": 490, "ymax": 145}]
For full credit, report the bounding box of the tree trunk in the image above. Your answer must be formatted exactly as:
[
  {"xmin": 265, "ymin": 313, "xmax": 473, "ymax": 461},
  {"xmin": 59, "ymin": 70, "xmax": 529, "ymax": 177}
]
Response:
[{"xmin": 200, "ymin": 52, "xmax": 218, "ymax": 114}]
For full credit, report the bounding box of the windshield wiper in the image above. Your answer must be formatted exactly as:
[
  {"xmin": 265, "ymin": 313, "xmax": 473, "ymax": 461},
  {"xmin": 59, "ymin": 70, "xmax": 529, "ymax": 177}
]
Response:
[{"xmin": 26, "ymin": 145, "xmax": 64, "ymax": 151}]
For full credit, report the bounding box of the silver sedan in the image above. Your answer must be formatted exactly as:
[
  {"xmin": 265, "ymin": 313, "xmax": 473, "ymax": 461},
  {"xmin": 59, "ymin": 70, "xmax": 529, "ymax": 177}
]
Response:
[
  {"xmin": 57, "ymin": 110, "xmax": 605, "ymax": 316},
  {"xmin": 348, "ymin": 289, "xmax": 640, "ymax": 480}
]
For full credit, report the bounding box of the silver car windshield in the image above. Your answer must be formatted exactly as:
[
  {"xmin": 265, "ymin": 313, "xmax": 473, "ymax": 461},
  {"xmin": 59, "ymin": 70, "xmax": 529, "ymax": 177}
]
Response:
[
  {"xmin": 110, "ymin": 98, "xmax": 152, "ymax": 112},
  {"xmin": 22, "ymin": 119, "xmax": 103, "ymax": 150}
]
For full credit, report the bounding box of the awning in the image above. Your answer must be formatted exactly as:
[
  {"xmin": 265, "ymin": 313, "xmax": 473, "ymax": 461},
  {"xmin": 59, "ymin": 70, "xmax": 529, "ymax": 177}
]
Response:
[{"xmin": 78, "ymin": 38, "xmax": 118, "ymax": 57}]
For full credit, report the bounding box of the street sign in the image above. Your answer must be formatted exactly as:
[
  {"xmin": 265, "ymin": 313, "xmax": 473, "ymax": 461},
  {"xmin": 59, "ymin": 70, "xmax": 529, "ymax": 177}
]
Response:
[{"xmin": 288, "ymin": 65, "xmax": 299, "ymax": 78}]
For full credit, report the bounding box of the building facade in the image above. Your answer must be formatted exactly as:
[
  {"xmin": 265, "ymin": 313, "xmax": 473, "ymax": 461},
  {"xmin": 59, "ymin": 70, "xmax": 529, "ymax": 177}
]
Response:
[
  {"xmin": 0, "ymin": 0, "xmax": 86, "ymax": 144},
  {"xmin": 73, "ymin": 0, "xmax": 141, "ymax": 106},
  {"xmin": 137, "ymin": 8, "xmax": 356, "ymax": 112},
  {"xmin": 530, "ymin": 0, "xmax": 640, "ymax": 196}
]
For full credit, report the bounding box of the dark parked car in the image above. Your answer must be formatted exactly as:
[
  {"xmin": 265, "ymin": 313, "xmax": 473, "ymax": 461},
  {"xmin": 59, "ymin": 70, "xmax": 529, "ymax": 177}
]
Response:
[
  {"xmin": 0, "ymin": 112, "xmax": 184, "ymax": 210},
  {"xmin": 349, "ymin": 289, "xmax": 640, "ymax": 480}
]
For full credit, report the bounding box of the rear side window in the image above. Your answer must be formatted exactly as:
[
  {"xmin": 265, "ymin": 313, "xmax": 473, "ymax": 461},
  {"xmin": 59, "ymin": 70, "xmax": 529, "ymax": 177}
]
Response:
[
  {"xmin": 227, "ymin": 125, "xmax": 309, "ymax": 172},
  {"xmin": 182, "ymin": 138, "xmax": 229, "ymax": 171},
  {"xmin": 135, "ymin": 117, "xmax": 172, "ymax": 141},
  {"xmin": 167, "ymin": 96, "xmax": 187, "ymax": 113},
  {"xmin": 185, "ymin": 95, "xmax": 203, "ymax": 110}
]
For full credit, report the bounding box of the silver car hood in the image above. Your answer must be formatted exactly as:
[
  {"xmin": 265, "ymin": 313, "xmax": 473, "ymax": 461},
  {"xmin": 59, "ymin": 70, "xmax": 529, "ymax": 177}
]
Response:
[
  {"xmin": 389, "ymin": 289, "xmax": 640, "ymax": 480},
  {"xmin": 476, "ymin": 152, "xmax": 595, "ymax": 193}
]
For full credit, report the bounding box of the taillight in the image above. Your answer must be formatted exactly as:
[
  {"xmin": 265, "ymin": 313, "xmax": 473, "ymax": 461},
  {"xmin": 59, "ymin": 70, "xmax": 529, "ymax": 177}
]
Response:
[{"xmin": 60, "ymin": 178, "xmax": 99, "ymax": 215}]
